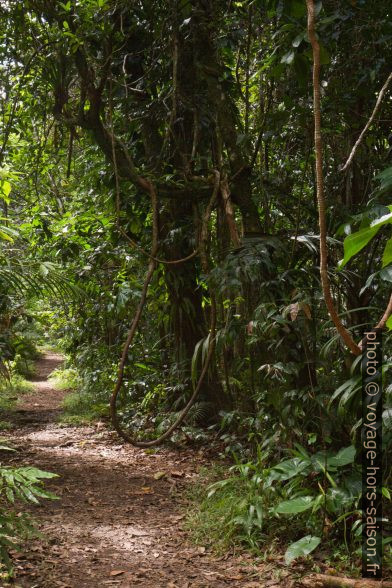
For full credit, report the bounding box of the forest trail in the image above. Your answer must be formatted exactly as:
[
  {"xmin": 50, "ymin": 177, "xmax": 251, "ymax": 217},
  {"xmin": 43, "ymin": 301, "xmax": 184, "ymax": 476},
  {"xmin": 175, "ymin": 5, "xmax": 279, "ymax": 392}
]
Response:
[{"xmin": 3, "ymin": 353, "xmax": 287, "ymax": 588}]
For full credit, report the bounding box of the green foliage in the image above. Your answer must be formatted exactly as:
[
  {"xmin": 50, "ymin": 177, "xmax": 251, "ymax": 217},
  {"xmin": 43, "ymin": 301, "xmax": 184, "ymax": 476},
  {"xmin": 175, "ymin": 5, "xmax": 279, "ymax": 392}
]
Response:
[
  {"xmin": 61, "ymin": 391, "xmax": 109, "ymax": 425},
  {"xmin": 0, "ymin": 422, "xmax": 12, "ymax": 432},
  {"xmin": 49, "ymin": 367, "xmax": 109, "ymax": 424},
  {"xmin": 338, "ymin": 204, "xmax": 392, "ymax": 274},
  {"xmin": 0, "ymin": 374, "xmax": 34, "ymax": 413},
  {"xmin": 0, "ymin": 460, "xmax": 58, "ymax": 572},
  {"xmin": 187, "ymin": 443, "xmax": 362, "ymax": 564},
  {"xmin": 284, "ymin": 536, "xmax": 321, "ymax": 565},
  {"xmin": 185, "ymin": 465, "xmax": 265, "ymax": 552},
  {"xmin": 49, "ymin": 367, "xmax": 79, "ymax": 391}
]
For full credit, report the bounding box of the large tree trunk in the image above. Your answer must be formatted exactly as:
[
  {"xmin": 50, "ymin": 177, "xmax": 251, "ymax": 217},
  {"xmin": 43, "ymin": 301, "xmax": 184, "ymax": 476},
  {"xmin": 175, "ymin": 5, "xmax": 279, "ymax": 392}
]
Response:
[{"xmin": 191, "ymin": 0, "xmax": 263, "ymax": 238}]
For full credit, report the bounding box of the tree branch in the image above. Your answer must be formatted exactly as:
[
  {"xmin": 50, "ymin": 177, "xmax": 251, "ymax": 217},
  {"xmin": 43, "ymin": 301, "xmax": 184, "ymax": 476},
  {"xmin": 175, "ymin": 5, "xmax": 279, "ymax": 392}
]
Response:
[{"xmin": 341, "ymin": 71, "xmax": 392, "ymax": 172}]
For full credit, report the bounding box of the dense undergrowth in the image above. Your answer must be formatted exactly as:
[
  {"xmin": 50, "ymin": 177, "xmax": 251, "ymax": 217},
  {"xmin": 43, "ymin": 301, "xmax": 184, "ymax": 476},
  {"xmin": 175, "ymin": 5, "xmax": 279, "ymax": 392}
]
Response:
[
  {"xmin": 185, "ymin": 448, "xmax": 390, "ymax": 573},
  {"xmin": 49, "ymin": 367, "xmax": 110, "ymax": 425}
]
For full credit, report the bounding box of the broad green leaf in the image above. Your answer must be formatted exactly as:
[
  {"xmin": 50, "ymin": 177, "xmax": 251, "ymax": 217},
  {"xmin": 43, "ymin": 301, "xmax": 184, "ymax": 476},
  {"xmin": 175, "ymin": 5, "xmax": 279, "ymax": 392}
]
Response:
[
  {"xmin": 386, "ymin": 315, "xmax": 392, "ymax": 330},
  {"xmin": 281, "ymin": 50, "xmax": 295, "ymax": 65},
  {"xmin": 292, "ymin": 32, "xmax": 305, "ymax": 48},
  {"xmin": 284, "ymin": 535, "xmax": 321, "ymax": 565},
  {"xmin": 20, "ymin": 486, "xmax": 39, "ymax": 504},
  {"xmin": 5, "ymin": 488, "xmax": 14, "ymax": 503},
  {"xmin": 380, "ymin": 266, "xmax": 392, "ymax": 282},
  {"xmin": 383, "ymin": 238, "xmax": 392, "ymax": 267},
  {"xmin": 191, "ymin": 337, "xmax": 204, "ymax": 387},
  {"xmin": 370, "ymin": 209, "xmax": 392, "ymax": 229},
  {"xmin": 328, "ymin": 446, "xmax": 356, "ymax": 469},
  {"xmin": 275, "ymin": 496, "xmax": 315, "ymax": 514},
  {"xmin": 326, "ymin": 487, "xmax": 354, "ymax": 512},
  {"xmin": 28, "ymin": 486, "xmax": 59, "ymax": 500},
  {"xmin": 338, "ymin": 226, "xmax": 379, "ymax": 269},
  {"xmin": 270, "ymin": 458, "xmax": 309, "ymax": 481},
  {"xmin": 20, "ymin": 467, "xmax": 59, "ymax": 480},
  {"xmin": 0, "ymin": 181, "xmax": 11, "ymax": 204},
  {"xmin": 339, "ymin": 206, "xmax": 392, "ymax": 268},
  {"xmin": 0, "ymin": 230, "xmax": 13, "ymax": 242},
  {"xmin": 0, "ymin": 224, "xmax": 18, "ymax": 241}
]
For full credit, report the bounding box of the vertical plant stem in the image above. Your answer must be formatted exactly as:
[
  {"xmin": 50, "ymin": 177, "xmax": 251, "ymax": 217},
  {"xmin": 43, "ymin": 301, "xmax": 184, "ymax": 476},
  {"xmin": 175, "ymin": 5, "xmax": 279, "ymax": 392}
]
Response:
[{"xmin": 306, "ymin": 0, "xmax": 361, "ymax": 356}]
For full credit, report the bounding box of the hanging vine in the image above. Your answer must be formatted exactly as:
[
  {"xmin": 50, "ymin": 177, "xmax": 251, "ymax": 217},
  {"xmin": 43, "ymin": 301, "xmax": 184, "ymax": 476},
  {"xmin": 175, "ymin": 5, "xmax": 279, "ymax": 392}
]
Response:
[{"xmin": 306, "ymin": 0, "xmax": 392, "ymax": 355}]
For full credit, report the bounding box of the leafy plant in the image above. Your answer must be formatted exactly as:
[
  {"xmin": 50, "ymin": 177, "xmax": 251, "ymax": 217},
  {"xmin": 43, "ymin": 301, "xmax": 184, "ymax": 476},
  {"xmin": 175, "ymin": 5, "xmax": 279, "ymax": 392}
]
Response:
[
  {"xmin": 0, "ymin": 461, "xmax": 58, "ymax": 572},
  {"xmin": 187, "ymin": 443, "xmax": 361, "ymax": 564},
  {"xmin": 284, "ymin": 535, "xmax": 321, "ymax": 565},
  {"xmin": 339, "ymin": 205, "xmax": 391, "ymax": 267}
]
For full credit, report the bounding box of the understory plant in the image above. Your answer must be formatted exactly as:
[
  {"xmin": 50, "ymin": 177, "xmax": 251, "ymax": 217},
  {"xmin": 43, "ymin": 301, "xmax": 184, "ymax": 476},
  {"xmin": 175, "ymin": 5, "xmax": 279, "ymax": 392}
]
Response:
[
  {"xmin": 188, "ymin": 442, "xmax": 387, "ymax": 566},
  {"xmin": 0, "ymin": 453, "xmax": 58, "ymax": 576}
]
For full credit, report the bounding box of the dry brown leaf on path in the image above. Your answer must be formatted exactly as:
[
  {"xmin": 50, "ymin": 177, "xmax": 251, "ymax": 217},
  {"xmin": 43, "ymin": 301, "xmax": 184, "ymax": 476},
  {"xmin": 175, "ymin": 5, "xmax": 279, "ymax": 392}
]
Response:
[
  {"xmin": 170, "ymin": 470, "xmax": 184, "ymax": 478},
  {"xmin": 109, "ymin": 569, "xmax": 126, "ymax": 576},
  {"xmin": 140, "ymin": 485, "xmax": 153, "ymax": 493}
]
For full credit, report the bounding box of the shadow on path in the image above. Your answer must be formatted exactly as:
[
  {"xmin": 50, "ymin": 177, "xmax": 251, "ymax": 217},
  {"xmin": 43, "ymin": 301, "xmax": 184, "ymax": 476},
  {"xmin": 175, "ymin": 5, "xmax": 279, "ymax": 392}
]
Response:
[{"xmin": 3, "ymin": 353, "xmax": 281, "ymax": 588}]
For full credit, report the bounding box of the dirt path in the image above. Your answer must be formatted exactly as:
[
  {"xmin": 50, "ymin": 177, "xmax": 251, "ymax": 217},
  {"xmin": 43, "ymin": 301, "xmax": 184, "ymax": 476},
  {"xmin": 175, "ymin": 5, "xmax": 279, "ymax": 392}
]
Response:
[{"xmin": 3, "ymin": 353, "xmax": 290, "ymax": 588}]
